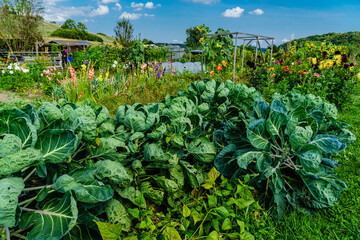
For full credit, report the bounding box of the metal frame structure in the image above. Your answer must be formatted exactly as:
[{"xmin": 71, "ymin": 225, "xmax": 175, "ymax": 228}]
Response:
[{"xmin": 202, "ymin": 32, "xmax": 275, "ymax": 81}]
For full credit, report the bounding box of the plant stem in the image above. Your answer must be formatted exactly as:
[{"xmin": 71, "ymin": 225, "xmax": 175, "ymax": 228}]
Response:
[
  {"xmin": 23, "ymin": 185, "xmax": 52, "ymax": 191},
  {"xmin": 11, "ymin": 233, "xmax": 27, "ymax": 240},
  {"xmin": 189, "ymin": 209, "xmax": 213, "ymax": 240},
  {"xmin": 5, "ymin": 227, "xmax": 10, "ymax": 240},
  {"xmin": 23, "ymin": 168, "xmax": 37, "ymax": 182}
]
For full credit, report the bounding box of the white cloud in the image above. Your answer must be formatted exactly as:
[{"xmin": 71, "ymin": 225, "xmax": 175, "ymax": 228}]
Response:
[
  {"xmin": 222, "ymin": 7, "xmax": 244, "ymax": 18},
  {"xmin": 120, "ymin": 11, "xmax": 142, "ymax": 20},
  {"xmin": 90, "ymin": 5, "xmax": 109, "ymax": 16},
  {"xmin": 249, "ymin": 8, "xmax": 264, "ymax": 15},
  {"xmin": 43, "ymin": 0, "xmax": 67, "ymax": 6},
  {"xmin": 114, "ymin": 3, "xmax": 122, "ymax": 11},
  {"xmin": 281, "ymin": 38, "xmax": 289, "ymax": 43},
  {"xmin": 81, "ymin": 19, "xmax": 89, "ymax": 23},
  {"xmin": 144, "ymin": 2, "xmax": 161, "ymax": 9},
  {"xmin": 189, "ymin": 0, "xmax": 218, "ymax": 4},
  {"xmin": 43, "ymin": 5, "xmax": 91, "ymax": 22},
  {"xmin": 102, "ymin": 0, "xmax": 118, "ymax": 3},
  {"xmin": 131, "ymin": 2, "xmax": 144, "ymax": 11},
  {"xmin": 144, "ymin": 13, "xmax": 155, "ymax": 17}
]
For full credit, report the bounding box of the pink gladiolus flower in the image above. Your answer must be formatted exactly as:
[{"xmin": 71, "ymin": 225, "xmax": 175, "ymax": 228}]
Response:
[
  {"xmin": 78, "ymin": 92, "xmax": 83, "ymax": 98},
  {"xmin": 40, "ymin": 73, "xmax": 43, "ymax": 77}
]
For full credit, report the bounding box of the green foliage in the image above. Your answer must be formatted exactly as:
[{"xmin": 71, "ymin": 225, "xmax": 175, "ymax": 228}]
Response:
[
  {"xmin": 215, "ymin": 89, "xmax": 355, "ymax": 218},
  {"xmin": 50, "ymin": 28, "xmax": 103, "ymax": 42},
  {"xmin": 0, "ymin": 79, "xmax": 354, "ymax": 239},
  {"xmin": 114, "ymin": 18, "xmax": 134, "ymax": 47},
  {"xmin": 184, "ymin": 24, "xmax": 206, "ymax": 49}
]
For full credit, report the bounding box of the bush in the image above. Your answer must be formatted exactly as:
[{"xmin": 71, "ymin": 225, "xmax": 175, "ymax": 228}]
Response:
[{"xmin": 50, "ymin": 29, "xmax": 103, "ymax": 43}]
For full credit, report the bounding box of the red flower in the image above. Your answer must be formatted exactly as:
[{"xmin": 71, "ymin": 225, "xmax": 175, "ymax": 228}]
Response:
[
  {"xmin": 216, "ymin": 65, "xmax": 222, "ymax": 71},
  {"xmin": 78, "ymin": 92, "xmax": 84, "ymax": 99}
]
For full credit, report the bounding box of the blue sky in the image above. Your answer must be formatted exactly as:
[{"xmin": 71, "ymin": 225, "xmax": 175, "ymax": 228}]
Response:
[{"xmin": 43, "ymin": 0, "xmax": 360, "ymax": 45}]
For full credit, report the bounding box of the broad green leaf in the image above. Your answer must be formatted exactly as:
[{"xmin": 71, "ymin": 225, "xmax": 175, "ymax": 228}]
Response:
[
  {"xmin": 290, "ymin": 126, "xmax": 313, "ymax": 151},
  {"xmin": 183, "ymin": 205, "xmax": 191, "ymax": 217},
  {"xmin": 154, "ymin": 176, "xmax": 180, "ymax": 193},
  {"xmin": 214, "ymin": 144, "xmax": 238, "ymax": 177},
  {"xmin": 71, "ymin": 116, "xmax": 97, "ymax": 142},
  {"xmin": 124, "ymin": 111, "xmax": 147, "ymax": 132},
  {"xmin": 140, "ymin": 182, "xmax": 164, "ymax": 205},
  {"xmin": 188, "ymin": 137, "xmax": 217, "ymax": 163},
  {"xmin": 180, "ymin": 160, "xmax": 204, "ymax": 188},
  {"xmin": 68, "ymin": 105, "xmax": 96, "ymax": 123},
  {"xmin": 90, "ymin": 137, "xmax": 130, "ymax": 161},
  {"xmin": 63, "ymin": 224, "xmax": 102, "ymax": 240},
  {"xmin": 0, "ymin": 177, "xmax": 25, "ymax": 227},
  {"xmin": 116, "ymin": 187, "xmax": 146, "ymax": 208},
  {"xmin": 26, "ymin": 194, "xmax": 78, "ymax": 240},
  {"xmin": 0, "ymin": 134, "xmax": 22, "ymax": 158},
  {"xmin": 310, "ymin": 135, "xmax": 345, "ymax": 154},
  {"xmin": 95, "ymin": 221, "xmax": 122, "ymax": 240},
  {"xmin": 253, "ymin": 99, "xmax": 269, "ymax": 119},
  {"xmin": 0, "ymin": 148, "xmax": 42, "ymax": 176},
  {"xmin": 127, "ymin": 208, "xmax": 140, "ymax": 218},
  {"xmin": 95, "ymin": 160, "xmax": 132, "ymax": 186},
  {"xmin": 212, "ymin": 206, "xmax": 230, "ymax": 218},
  {"xmin": 247, "ymin": 119, "xmax": 269, "ymax": 150},
  {"xmin": 36, "ymin": 129, "xmax": 77, "ymax": 164},
  {"xmin": 208, "ymin": 195, "xmax": 217, "ymax": 208},
  {"xmin": 222, "ymin": 218, "xmax": 232, "ymax": 231},
  {"xmin": 105, "ymin": 199, "xmax": 132, "ymax": 232},
  {"xmin": 144, "ymin": 144, "xmax": 168, "ymax": 162},
  {"xmin": 95, "ymin": 106, "xmax": 111, "ymax": 126},
  {"xmin": 266, "ymin": 112, "xmax": 287, "ymax": 138},
  {"xmin": 206, "ymin": 230, "xmax": 220, "ymax": 240},
  {"xmin": 52, "ymin": 173, "xmax": 113, "ymax": 203},
  {"xmin": 235, "ymin": 149, "xmax": 265, "ymax": 170},
  {"xmin": 147, "ymin": 124, "xmax": 166, "ymax": 140},
  {"xmin": 297, "ymin": 145, "xmax": 322, "ymax": 172},
  {"xmin": 162, "ymin": 227, "xmax": 182, "ymax": 240},
  {"xmin": 37, "ymin": 102, "xmax": 62, "ymax": 125},
  {"xmin": 323, "ymin": 102, "xmax": 338, "ymax": 119},
  {"xmin": 98, "ymin": 122, "xmax": 115, "ymax": 137},
  {"xmin": 299, "ymin": 165, "xmax": 347, "ymax": 207}
]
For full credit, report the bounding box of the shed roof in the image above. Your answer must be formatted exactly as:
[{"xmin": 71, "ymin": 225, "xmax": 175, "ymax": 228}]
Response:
[{"xmin": 47, "ymin": 39, "xmax": 93, "ymax": 46}]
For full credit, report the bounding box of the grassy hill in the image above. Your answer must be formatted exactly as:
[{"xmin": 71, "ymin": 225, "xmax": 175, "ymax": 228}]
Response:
[
  {"xmin": 39, "ymin": 21, "xmax": 115, "ymax": 44},
  {"xmin": 279, "ymin": 31, "xmax": 360, "ymax": 49}
]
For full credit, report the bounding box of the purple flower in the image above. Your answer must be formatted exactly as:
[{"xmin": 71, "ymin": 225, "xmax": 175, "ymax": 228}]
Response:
[
  {"xmin": 149, "ymin": 62, "xmax": 153, "ymax": 67},
  {"xmin": 264, "ymin": 67, "xmax": 267, "ymax": 69},
  {"xmin": 275, "ymin": 60, "xmax": 279, "ymax": 64},
  {"xmin": 162, "ymin": 67, "xmax": 166, "ymax": 76},
  {"xmin": 280, "ymin": 60, "xmax": 284, "ymax": 64},
  {"xmin": 83, "ymin": 60, "xmax": 88, "ymax": 65},
  {"xmin": 156, "ymin": 72, "xmax": 161, "ymax": 78},
  {"xmin": 285, "ymin": 69, "xmax": 290, "ymax": 72},
  {"xmin": 298, "ymin": 61, "xmax": 301, "ymax": 65},
  {"xmin": 155, "ymin": 63, "xmax": 161, "ymax": 72}
]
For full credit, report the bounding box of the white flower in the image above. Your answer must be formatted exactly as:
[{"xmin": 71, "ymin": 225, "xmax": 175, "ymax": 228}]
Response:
[
  {"xmin": 1, "ymin": 70, "xmax": 5, "ymax": 74},
  {"xmin": 22, "ymin": 68, "xmax": 29, "ymax": 73},
  {"xmin": 292, "ymin": 62, "xmax": 294, "ymax": 65},
  {"xmin": 7, "ymin": 65, "xmax": 12, "ymax": 70},
  {"xmin": 114, "ymin": 60, "xmax": 118, "ymax": 65},
  {"xmin": 14, "ymin": 65, "xmax": 21, "ymax": 71},
  {"xmin": 112, "ymin": 64, "xmax": 117, "ymax": 68},
  {"xmin": 9, "ymin": 70, "xmax": 14, "ymax": 74}
]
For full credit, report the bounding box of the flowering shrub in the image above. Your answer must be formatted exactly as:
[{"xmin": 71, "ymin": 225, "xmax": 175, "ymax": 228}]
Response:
[
  {"xmin": 249, "ymin": 42, "xmax": 359, "ymax": 107},
  {"xmin": 38, "ymin": 67, "xmax": 65, "ymax": 95},
  {"xmin": 0, "ymin": 63, "xmax": 33, "ymax": 92}
]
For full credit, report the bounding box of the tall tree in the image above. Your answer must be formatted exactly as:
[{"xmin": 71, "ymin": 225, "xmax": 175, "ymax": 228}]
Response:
[
  {"xmin": 184, "ymin": 24, "xmax": 207, "ymax": 49},
  {"xmin": 114, "ymin": 18, "xmax": 134, "ymax": 47},
  {"xmin": 0, "ymin": 0, "xmax": 44, "ymax": 51},
  {"xmin": 61, "ymin": 19, "xmax": 77, "ymax": 30}
]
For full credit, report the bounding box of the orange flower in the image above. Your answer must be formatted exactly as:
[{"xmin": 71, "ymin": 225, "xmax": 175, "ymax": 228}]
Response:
[
  {"xmin": 268, "ymin": 67, "xmax": 275, "ymax": 72},
  {"xmin": 210, "ymin": 71, "xmax": 214, "ymax": 76},
  {"xmin": 271, "ymin": 74, "xmax": 276, "ymax": 78},
  {"xmin": 216, "ymin": 65, "xmax": 222, "ymax": 71},
  {"xmin": 222, "ymin": 61, "xmax": 227, "ymax": 67},
  {"xmin": 78, "ymin": 92, "xmax": 84, "ymax": 99}
]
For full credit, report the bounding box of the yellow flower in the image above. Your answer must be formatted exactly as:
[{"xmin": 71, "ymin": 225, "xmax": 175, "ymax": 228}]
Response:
[
  {"xmin": 105, "ymin": 72, "xmax": 109, "ymax": 80},
  {"xmin": 81, "ymin": 64, "xmax": 86, "ymax": 71},
  {"xmin": 357, "ymin": 72, "xmax": 360, "ymax": 81},
  {"xmin": 331, "ymin": 48, "xmax": 335, "ymax": 53},
  {"xmin": 199, "ymin": 38, "xmax": 203, "ymax": 43},
  {"xmin": 99, "ymin": 74, "xmax": 103, "ymax": 81},
  {"xmin": 149, "ymin": 68, "xmax": 153, "ymax": 72},
  {"xmin": 325, "ymin": 60, "xmax": 333, "ymax": 68},
  {"xmin": 321, "ymin": 43, "xmax": 324, "ymax": 47},
  {"xmin": 196, "ymin": 26, "xmax": 202, "ymax": 32},
  {"xmin": 312, "ymin": 58, "xmax": 317, "ymax": 65},
  {"xmin": 319, "ymin": 61, "xmax": 325, "ymax": 70},
  {"xmin": 311, "ymin": 43, "xmax": 315, "ymax": 47},
  {"xmin": 350, "ymin": 66, "xmax": 354, "ymax": 71},
  {"xmin": 222, "ymin": 60, "xmax": 227, "ymax": 67}
]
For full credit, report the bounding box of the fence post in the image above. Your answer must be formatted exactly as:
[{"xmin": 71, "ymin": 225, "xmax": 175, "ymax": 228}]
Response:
[{"xmin": 232, "ymin": 33, "xmax": 238, "ymax": 82}]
